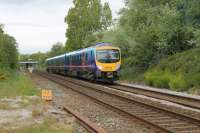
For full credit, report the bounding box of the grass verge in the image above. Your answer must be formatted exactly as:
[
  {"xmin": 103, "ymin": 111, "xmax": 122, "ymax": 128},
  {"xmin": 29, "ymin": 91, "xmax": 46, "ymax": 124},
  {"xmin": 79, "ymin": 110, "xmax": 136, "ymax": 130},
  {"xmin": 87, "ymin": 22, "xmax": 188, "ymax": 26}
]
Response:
[
  {"xmin": 0, "ymin": 117, "xmax": 73, "ymax": 133},
  {"xmin": 0, "ymin": 69, "xmax": 39, "ymax": 98}
]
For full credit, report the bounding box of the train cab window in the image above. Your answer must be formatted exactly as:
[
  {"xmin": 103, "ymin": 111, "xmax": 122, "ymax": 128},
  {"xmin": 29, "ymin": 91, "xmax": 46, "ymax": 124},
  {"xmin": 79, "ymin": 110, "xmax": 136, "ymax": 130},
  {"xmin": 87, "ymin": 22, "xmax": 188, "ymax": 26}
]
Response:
[{"xmin": 96, "ymin": 49, "xmax": 120, "ymax": 63}]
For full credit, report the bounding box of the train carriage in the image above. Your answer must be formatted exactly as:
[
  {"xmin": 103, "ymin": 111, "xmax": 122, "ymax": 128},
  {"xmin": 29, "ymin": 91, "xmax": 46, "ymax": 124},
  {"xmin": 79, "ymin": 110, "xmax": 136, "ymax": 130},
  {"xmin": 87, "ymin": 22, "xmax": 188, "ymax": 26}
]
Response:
[{"xmin": 46, "ymin": 43, "xmax": 121, "ymax": 83}]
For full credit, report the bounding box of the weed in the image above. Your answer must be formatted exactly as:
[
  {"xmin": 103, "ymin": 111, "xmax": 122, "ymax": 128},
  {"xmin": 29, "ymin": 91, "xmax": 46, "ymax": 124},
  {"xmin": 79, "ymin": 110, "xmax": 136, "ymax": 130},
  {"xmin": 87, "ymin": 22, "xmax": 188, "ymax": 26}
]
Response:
[
  {"xmin": 32, "ymin": 107, "xmax": 43, "ymax": 118},
  {"xmin": 0, "ymin": 102, "xmax": 11, "ymax": 110},
  {"xmin": 0, "ymin": 116, "xmax": 73, "ymax": 133},
  {"xmin": 0, "ymin": 70, "xmax": 39, "ymax": 98}
]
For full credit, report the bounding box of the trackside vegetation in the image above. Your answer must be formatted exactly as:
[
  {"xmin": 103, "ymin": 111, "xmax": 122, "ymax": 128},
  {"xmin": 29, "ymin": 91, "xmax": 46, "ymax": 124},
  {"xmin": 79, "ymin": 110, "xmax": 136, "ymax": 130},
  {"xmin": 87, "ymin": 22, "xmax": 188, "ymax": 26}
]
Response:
[
  {"xmin": 0, "ymin": 69, "xmax": 39, "ymax": 98},
  {"xmin": 145, "ymin": 49, "xmax": 200, "ymax": 93},
  {"xmin": 0, "ymin": 25, "xmax": 18, "ymax": 69},
  {"xmin": 0, "ymin": 117, "xmax": 73, "ymax": 133},
  {"xmin": 0, "ymin": 24, "xmax": 39, "ymax": 98}
]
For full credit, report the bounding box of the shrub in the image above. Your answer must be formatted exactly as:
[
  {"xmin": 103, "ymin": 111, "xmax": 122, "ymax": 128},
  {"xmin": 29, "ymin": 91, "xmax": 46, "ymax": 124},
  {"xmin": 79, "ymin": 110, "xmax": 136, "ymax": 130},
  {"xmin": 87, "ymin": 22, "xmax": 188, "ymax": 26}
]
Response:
[
  {"xmin": 144, "ymin": 49, "xmax": 200, "ymax": 93},
  {"xmin": 187, "ymin": 73, "xmax": 200, "ymax": 87},
  {"xmin": 145, "ymin": 70, "xmax": 172, "ymax": 88},
  {"xmin": 0, "ymin": 68, "xmax": 15, "ymax": 81},
  {"xmin": 169, "ymin": 73, "xmax": 189, "ymax": 91}
]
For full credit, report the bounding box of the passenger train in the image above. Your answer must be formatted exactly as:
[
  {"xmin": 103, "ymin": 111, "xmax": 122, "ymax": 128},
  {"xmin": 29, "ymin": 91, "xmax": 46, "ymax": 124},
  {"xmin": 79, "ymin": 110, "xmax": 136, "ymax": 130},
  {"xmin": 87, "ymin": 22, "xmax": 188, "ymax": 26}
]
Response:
[{"xmin": 46, "ymin": 43, "xmax": 121, "ymax": 83}]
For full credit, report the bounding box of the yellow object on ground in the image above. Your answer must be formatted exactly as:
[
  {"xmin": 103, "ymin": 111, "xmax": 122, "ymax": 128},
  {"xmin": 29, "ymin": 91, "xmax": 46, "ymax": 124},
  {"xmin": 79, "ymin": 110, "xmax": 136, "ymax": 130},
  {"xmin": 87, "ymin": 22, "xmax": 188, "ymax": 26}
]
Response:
[{"xmin": 42, "ymin": 89, "xmax": 53, "ymax": 101}]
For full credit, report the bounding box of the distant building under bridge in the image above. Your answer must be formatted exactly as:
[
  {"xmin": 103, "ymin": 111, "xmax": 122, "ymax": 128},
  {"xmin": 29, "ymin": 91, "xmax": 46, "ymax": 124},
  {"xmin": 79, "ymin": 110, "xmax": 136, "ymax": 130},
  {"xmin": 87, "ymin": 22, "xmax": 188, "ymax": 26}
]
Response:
[{"xmin": 19, "ymin": 61, "xmax": 38, "ymax": 73}]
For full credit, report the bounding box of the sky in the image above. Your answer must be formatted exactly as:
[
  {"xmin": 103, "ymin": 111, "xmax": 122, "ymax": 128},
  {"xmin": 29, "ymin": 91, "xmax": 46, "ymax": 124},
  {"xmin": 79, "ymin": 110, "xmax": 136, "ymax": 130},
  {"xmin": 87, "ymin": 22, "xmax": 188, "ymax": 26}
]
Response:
[{"xmin": 0, "ymin": 0, "xmax": 124, "ymax": 54}]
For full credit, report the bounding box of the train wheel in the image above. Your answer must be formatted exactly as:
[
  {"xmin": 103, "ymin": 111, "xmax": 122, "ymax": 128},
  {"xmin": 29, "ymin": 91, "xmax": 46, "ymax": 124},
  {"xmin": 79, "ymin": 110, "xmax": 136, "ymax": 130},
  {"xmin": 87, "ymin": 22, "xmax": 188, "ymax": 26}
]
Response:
[
  {"xmin": 108, "ymin": 79, "xmax": 114, "ymax": 84},
  {"xmin": 89, "ymin": 73, "xmax": 96, "ymax": 82}
]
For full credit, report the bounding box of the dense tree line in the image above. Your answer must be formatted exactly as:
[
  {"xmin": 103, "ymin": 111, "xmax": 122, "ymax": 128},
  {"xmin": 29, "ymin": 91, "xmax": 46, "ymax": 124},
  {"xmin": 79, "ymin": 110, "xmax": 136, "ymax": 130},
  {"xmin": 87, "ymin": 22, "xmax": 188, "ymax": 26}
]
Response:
[
  {"xmin": 65, "ymin": 0, "xmax": 112, "ymax": 51},
  {"xmin": 98, "ymin": 0, "xmax": 200, "ymax": 73},
  {"xmin": 0, "ymin": 25, "xmax": 18, "ymax": 69}
]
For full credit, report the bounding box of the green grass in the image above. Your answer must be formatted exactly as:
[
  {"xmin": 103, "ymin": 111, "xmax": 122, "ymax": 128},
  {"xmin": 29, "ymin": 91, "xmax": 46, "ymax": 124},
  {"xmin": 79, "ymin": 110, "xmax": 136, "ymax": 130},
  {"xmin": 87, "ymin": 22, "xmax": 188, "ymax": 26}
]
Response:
[
  {"xmin": 0, "ymin": 69, "xmax": 39, "ymax": 98},
  {"xmin": 0, "ymin": 117, "xmax": 73, "ymax": 133}
]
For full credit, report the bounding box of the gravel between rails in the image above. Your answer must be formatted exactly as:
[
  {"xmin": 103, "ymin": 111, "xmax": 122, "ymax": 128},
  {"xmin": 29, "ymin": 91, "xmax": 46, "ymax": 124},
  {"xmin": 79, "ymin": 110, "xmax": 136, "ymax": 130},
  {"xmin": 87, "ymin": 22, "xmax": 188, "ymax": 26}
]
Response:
[
  {"xmin": 36, "ymin": 71, "xmax": 200, "ymax": 133},
  {"xmin": 31, "ymin": 73, "xmax": 148, "ymax": 133}
]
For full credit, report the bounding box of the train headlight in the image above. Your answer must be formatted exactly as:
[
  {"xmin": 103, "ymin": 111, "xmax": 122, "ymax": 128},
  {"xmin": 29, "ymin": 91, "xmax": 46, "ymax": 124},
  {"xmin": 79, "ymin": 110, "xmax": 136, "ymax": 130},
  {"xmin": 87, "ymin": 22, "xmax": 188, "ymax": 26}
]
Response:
[
  {"xmin": 115, "ymin": 64, "xmax": 121, "ymax": 70},
  {"xmin": 97, "ymin": 65, "xmax": 103, "ymax": 70}
]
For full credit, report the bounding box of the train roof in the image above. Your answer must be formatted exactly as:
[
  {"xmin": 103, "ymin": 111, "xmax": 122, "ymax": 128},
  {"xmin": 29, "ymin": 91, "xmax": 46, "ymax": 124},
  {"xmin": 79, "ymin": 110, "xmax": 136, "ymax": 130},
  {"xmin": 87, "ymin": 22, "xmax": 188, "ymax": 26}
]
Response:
[
  {"xmin": 46, "ymin": 42, "xmax": 118, "ymax": 61},
  {"xmin": 46, "ymin": 53, "xmax": 65, "ymax": 61}
]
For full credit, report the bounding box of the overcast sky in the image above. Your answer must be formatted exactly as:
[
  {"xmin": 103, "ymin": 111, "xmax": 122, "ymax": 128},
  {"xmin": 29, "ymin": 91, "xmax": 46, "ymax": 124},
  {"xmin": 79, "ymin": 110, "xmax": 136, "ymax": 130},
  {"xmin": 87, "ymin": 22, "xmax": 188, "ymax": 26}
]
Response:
[{"xmin": 0, "ymin": 0, "xmax": 124, "ymax": 54}]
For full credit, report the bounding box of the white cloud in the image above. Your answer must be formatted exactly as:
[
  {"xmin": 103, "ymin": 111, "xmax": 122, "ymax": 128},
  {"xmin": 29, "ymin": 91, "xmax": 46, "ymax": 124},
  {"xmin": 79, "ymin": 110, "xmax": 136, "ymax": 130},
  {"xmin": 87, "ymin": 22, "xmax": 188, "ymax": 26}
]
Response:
[{"xmin": 0, "ymin": 0, "xmax": 124, "ymax": 54}]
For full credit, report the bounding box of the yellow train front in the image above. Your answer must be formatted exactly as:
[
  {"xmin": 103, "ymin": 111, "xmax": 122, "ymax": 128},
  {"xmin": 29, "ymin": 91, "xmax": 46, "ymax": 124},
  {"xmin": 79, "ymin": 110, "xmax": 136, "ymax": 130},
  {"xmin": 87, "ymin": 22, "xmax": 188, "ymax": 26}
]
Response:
[
  {"xmin": 46, "ymin": 43, "xmax": 121, "ymax": 83},
  {"xmin": 94, "ymin": 43, "xmax": 121, "ymax": 83}
]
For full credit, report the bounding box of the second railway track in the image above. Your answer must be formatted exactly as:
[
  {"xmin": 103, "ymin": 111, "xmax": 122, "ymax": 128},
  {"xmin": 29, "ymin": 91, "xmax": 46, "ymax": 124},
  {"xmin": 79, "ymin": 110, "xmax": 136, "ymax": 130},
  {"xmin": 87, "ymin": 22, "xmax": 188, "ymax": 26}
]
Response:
[
  {"xmin": 36, "ymin": 71, "xmax": 200, "ymax": 133},
  {"xmin": 112, "ymin": 83, "xmax": 200, "ymax": 110}
]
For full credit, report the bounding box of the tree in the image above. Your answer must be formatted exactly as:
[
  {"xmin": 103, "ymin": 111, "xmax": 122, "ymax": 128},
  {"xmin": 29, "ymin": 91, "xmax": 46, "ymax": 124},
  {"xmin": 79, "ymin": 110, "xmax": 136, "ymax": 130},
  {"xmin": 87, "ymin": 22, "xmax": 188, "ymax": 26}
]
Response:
[
  {"xmin": 29, "ymin": 52, "xmax": 48, "ymax": 68},
  {"xmin": 117, "ymin": 0, "xmax": 199, "ymax": 69},
  {"xmin": 0, "ymin": 24, "xmax": 4, "ymax": 34},
  {"xmin": 65, "ymin": 0, "xmax": 112, "ymax": 51},
  {"xmin": 101, "ymin": 2, "xmax": 112, "ymax": 30},
  {"xmin": 0, "ymin": 26, "xmax": 18, "ymax": 69},
  {"xmin": 50, "ymin": 42, "xmax": 65, "ymax": 57}
]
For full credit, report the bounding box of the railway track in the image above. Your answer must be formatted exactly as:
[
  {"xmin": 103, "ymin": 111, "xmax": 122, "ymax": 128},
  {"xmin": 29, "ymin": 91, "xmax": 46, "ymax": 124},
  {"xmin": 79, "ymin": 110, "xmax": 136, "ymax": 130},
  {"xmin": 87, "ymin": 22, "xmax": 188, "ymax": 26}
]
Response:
[
  {"xmin": 63, "ymin": 106, "xmax": 106, "ymax": 133},
  {"xmin": 112, "ymin": 83, "xmax": 200, "ymax": 109},
  {"xmin": 36, "ymin": 71, "xmax": 200, "ymax": 133}
]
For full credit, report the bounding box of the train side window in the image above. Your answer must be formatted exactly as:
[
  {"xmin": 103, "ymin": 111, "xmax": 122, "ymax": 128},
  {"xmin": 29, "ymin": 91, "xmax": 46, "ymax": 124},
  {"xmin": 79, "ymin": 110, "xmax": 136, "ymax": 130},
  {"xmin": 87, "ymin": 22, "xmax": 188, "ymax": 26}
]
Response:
[
  {"xmin": 72, "ymin": 55, "xmax": 74, "ymax": 65},
  {"xmin": 91, "ymin": 51, "xmax": 93, "ymax": 62},
  {"xmin": 76, "ymin": 55, "xmax": 78, "ymax": 65},
  {"xmin": 62, "ymin": 57, "xmax": 64, "ymax": 65},
  {"xmin": 71, "ymin": 56, "xmax": 73, "ymax": 65},
  {"xmin": 66, "ymin": 56, "xmax": 68, "ymax": 65},
  {"xmin": 73, "ymin": 55, "xmax": 75, "ymax": 65},
  {"xmin": 75, "ymin": 55, "xmax": 77, "ymax": 65},
  {"xmin": 85, "ymin": 52, "xmax": 88, "ymax": 65},
  {"xmin": 67, "ymin": 56, "xmax": 69, "ymax": 65},
  {"xmin": 79, "ymin": 54, "xmax": 82, "ymax": 65},
  {"xmin": 70, "ymin": 56, "xmax": 72, "ymax": 65},
  {"xmin": 76, "ymin": 55, "xmax": 79, "ymax": 65},
  {"xmin": 77, "ymin": 55, "xmax": 79, "ymax": 65}
]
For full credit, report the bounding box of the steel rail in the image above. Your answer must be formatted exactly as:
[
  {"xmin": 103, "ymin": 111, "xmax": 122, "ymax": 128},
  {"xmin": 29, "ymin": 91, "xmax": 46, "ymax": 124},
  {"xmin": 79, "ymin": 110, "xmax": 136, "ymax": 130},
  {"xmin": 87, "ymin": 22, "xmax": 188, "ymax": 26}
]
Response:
[
  {"xmin": 63, "ymin": 106, "xmax": 107, "ymax": 133},
  {"xmin": 36, "ymin": 71, "xmax": 200, "ymax": 133},
  {"xmin": 113, "ymin": 82, "xmax": 200, "ymax": 110}
]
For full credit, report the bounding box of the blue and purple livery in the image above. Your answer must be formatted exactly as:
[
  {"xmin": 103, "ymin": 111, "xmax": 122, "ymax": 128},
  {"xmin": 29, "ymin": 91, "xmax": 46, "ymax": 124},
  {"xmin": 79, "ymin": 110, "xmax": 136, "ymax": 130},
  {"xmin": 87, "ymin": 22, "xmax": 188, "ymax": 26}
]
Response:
[{"xmin": 46, "ymin": 43, "xmax": 121, "ymax": 83}]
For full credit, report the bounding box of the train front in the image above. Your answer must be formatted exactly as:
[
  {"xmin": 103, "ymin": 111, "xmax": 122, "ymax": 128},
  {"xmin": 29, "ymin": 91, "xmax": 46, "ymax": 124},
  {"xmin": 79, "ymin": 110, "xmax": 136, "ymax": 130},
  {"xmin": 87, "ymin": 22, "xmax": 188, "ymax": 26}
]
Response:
[{"xmin": 95, "ymin": 46, "xmax": 121, "ymax": 83}]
